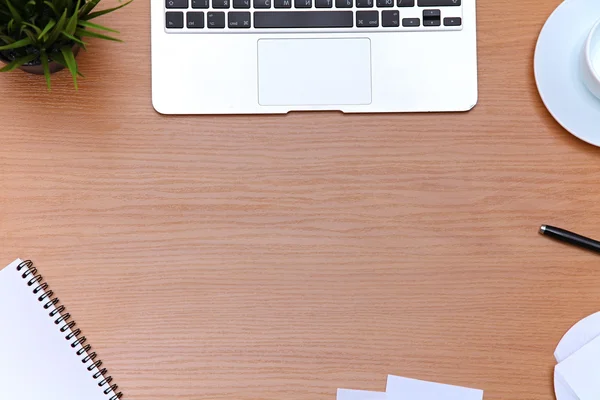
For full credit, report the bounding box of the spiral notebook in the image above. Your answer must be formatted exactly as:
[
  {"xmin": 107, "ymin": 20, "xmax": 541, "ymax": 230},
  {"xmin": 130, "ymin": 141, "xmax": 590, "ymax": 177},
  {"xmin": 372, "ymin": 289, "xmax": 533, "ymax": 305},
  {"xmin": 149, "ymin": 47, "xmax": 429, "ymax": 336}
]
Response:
[{"xmin": 0, "ymin": 259, "xmax": 122, "ymax": 400}]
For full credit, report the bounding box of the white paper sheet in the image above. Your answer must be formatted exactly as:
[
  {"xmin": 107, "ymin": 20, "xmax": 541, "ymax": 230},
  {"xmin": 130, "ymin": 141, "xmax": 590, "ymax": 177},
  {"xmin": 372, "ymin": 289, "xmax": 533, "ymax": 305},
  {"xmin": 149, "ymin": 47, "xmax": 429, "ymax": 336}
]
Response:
[
  {"xmin": 554, "ymin": 311, "xmax": 600, "ymax": 363},
  {"xmin": 554, "ymin": 367, "xmax": 579, "ymax": 400},
  {"xmin": 556, "ymin": 333, "xmax": 600, "ymax": 400},
  {"xmin": 386, "ymin": 375, "xmax": 484, "ymax": 400},
  {"xmin": 0, "ymin": 259, "xmax": 116, "ymax": 400},
  {"xmin": 337, "ymin": 389, "xmax": 387, "ymax": 400},
  {"xmin": 553, "ymin": 312, "xmax": 600, "ymax": 400}
]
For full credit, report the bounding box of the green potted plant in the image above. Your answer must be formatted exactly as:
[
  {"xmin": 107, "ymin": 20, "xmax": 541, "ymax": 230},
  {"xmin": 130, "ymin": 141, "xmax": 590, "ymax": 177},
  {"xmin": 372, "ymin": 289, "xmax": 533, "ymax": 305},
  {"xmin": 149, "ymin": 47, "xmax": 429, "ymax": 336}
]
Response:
[{"xmin": 0, "ymin": 0, "xmax": 131, "ymax": 89}]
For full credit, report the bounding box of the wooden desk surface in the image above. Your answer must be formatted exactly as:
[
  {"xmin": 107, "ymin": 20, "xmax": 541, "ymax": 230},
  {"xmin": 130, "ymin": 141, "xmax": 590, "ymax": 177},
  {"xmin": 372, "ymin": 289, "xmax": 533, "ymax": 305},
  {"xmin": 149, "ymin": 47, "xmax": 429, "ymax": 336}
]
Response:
[{"xmin": 1, "ymin": 0, "xmax": 598, "ymax": 399}]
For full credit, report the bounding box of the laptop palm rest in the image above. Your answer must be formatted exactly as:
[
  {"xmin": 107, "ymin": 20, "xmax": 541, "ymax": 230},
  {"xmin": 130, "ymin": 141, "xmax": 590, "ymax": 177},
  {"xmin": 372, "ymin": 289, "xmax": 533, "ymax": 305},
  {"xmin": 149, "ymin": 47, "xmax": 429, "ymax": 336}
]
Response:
[{"xmin": 257, "ymin": 38, "xmax": 372, "ymax": 107}]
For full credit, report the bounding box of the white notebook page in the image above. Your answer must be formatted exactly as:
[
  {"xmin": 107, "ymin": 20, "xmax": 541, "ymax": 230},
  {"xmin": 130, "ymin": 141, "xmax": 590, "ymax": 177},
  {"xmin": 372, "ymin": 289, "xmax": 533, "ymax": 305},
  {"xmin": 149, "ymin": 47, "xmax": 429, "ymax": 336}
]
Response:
[
  {"xmin": 386, "ymin": 375, "xmax": 484, "ymax": 400},
  {"xmin": 337, "ymin": 389, "xmax": 387, "ymax": 400},
  {"xmin": 0, "ymin": 259, "xmax": 116, "ymax": 400}
]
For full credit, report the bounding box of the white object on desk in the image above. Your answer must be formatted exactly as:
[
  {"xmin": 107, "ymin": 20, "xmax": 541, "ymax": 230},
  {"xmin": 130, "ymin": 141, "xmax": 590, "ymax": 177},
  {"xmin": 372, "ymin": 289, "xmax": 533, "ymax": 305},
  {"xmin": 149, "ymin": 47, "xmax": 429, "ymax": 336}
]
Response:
[
  {"xmin": 581, "ymin": 19, "xmax": 600, "ymax": 100},
  {"xmin": 151, "ymin": 0, "xmax": 478, "ymax": 114},
  {"xmin": 386, "ymin": 375, "xmax": 484, "ymax": 400},
  {"xmin": 554, "ymin": 311, "xmax": 600, "ymax": 400},
  {"xmin": 337, "ymin": 388, "xmax": 386, "ymax": 400},
  {"xmin": 556, "ymin": 334, "xmax": 600, "ymax": 400},
  {"xmin": 534, "ymin": 0, "xmax": 600, "ymax": 146},
  {"xmin": 554, "ymin": 312, "xmax": 600, "ymax": 363},
  {"xmin": 0, "ymin": 259, "xmax": 121, "ymax": 400}
]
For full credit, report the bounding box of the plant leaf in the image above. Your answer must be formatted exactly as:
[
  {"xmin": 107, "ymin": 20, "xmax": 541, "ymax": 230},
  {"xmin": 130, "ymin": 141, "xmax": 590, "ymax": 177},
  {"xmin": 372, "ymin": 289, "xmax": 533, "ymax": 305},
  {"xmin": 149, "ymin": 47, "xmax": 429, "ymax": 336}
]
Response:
[
  {"xmin": 43, "ymin": 1, "xmax": 58, "ymax": 16},
  {"xmin": 78, "ymin": 0, "xmax": 102, "ymax": 18},
  {"xmin": 50, "ymin": 51, "xmax": 65, "ymax": 66},
  {"xmin": 38, "ymin": 20, "xmax": 56, "ymax": 40},
  {"xmin": 0, "ymin": 35, "xmax": 16, "ymax": 44},
  {"xmin": 40, "ymin": 50, "xmax": 51, "ymax": 90},
  {"xmin": 65, "ymin": 0, "xmax": 81, "ymax": 35},
  {"xmin": 0, "ymin": 53, "xmax": 38, "ymax": 72},
  {"xmin": 45, "ymin": 8, "xmax": 67, "ymax": 45},
  {"xmin": 0, "ymin": 36, "xmax": 33, "ymax": 51},
  {"xmin": 25, "ymin": 0, "xmax": 36, "ymax": 14},
  {"xmin": 61, "ymin": 31, "xmax": 85, "ymax": 46},
  {"xmin": 5, "ymin": 0, "xmax": 23, "ymax": 26},
  {"xmin": 60, "ymin": 46, "xmax": 78, "ymax": 89},
  {"xmin": 22, "ymin": 22, "xmax": 42, "ymax": 36},
  {"xmin": 84, "ymin": 0, "xmax": 133, "ymax": 20},
  {"xmin": 78, "ymin": 20, "xmax": 119, "ymax": 33},
  {"xmin": 76, "ymin": 28, "xmax": 121, "ymax": 42},
  {"xmin": 21, "ymin": 28, "xmax": 37, "ymax": 43}
]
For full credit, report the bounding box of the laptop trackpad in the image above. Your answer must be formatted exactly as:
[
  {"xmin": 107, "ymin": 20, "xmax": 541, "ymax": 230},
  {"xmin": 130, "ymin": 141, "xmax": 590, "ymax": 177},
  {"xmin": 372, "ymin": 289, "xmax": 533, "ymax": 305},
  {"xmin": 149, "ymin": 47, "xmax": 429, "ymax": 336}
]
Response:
[{"xmin": 257, "ymin": 38, "xmax": 372, "ymax": 107}]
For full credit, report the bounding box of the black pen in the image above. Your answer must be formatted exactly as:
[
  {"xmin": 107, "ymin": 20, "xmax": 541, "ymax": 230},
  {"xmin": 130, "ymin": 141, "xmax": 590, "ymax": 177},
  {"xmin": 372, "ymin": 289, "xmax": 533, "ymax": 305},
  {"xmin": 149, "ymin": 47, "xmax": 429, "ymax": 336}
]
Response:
[{"xmin": 539, "ymin": 225, "xmax": 600, "ymax": 254}]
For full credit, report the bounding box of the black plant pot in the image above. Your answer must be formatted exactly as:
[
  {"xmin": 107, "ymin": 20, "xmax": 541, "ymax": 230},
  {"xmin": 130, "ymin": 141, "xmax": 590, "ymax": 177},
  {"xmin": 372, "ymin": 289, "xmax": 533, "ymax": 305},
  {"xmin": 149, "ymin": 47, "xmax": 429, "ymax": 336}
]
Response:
[{"xmin": 0, "ymin": 45, "xmax": 80, "ymax": 75}]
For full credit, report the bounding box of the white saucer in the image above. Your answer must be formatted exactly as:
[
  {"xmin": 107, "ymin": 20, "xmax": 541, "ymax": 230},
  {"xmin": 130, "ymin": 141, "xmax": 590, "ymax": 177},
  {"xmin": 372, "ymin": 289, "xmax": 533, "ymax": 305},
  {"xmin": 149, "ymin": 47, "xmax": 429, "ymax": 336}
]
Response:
[
  {"xmin": 534, "ymin": 0, "xmax": 600, "ymax": 146},
  {"xmin": 553, "ymin": 312, "xmax": 600, "ymax": 400}
]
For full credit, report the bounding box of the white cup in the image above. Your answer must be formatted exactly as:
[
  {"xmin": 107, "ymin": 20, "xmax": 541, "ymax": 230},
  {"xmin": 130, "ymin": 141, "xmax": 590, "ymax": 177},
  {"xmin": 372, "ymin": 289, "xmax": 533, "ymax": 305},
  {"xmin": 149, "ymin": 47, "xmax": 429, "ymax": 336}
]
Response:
[{"xmin": 581, "ymin": 18, "xmax": 600, "ymax": 99}]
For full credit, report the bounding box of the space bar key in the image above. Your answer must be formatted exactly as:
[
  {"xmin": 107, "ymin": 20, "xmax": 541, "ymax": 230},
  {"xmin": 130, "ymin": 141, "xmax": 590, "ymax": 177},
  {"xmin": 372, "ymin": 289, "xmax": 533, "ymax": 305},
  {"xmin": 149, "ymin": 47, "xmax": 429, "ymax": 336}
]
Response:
[{"xmin": 254, "ymin": 11, "xmax": 354, "ymax": 28}]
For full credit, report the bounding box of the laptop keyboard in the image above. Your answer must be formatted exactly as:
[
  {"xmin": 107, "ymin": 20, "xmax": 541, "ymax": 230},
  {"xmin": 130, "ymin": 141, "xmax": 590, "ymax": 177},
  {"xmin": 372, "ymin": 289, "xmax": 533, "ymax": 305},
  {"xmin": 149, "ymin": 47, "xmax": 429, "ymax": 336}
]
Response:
[{"xmin": 165, "ymin": 0, "xmax": 462, "ymax": 31}]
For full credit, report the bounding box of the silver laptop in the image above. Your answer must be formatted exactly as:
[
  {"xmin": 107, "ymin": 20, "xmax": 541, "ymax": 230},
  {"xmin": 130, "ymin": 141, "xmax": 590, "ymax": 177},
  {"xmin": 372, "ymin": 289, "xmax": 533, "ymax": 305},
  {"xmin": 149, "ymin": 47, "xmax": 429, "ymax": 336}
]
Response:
[{"xmin": 151, "ymin": 0, "xmax": 477, "ymax": 114}]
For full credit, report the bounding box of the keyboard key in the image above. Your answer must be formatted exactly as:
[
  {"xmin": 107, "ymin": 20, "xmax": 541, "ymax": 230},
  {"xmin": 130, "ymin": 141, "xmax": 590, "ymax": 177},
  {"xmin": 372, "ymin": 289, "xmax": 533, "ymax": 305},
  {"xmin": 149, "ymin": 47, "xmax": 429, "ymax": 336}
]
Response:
[
  {"xmin": 443, "ymin": 17, "xmax": 461, "ymax": 26},
  {"xmin": 336, "ymin": 0, "xmax": 352, "ymax": 7},
  {"xmin": 254, "ymin": 11, "xmax": 353, "ymax": 28},
  {"xmin": 166, "ymin": 0, "xmax": 188, "ymax": 8},
  {"xmin": 423, "ymin": 18, "xmax": 440, "ymax": 26},
  {"xmin": 382, "ymin": 10, "xmax": 399, "ymax": 26},
  {"xmin": 274, "ymin": 0, "xmax": 292, "ymax": 7},
  {"xmin": 402, "ymin": 17, "xmax": 419, "ymax": 26},
  {"xmin": 423, "ymin": 8, "xmax": 440, "ymax": 25},
  {"xmin": 233, "ymin": 0, "xmax": 250, "ymax": 7},
  {"xmin": 356, "ymin": 0, "xmax": 373, "ymax": 7},
  {"xmin": 254, "ymin": 0, "xmax": 271, "ymax": 7},
  {"xmin": 229, "ymin": 11, "xmax": 251, "ymax": 27},
  {"xmin": 207, "ymin": 11, "xmax": 226, "ymax": 27},
  {"xmin": 356, "ymin": 10, "xmax": 378, "ymax": 26},
  {"xmin": 192, "ymin": 0, "xmax": 209, "ymax": 7},
  {"xmin": 396, "ymin": 0, "xmax": 413, "ymax": 6},
  {"xmin": 212, "ymin": 0, "xmax": 230, "ymax": 8},
  {"xmin": 166, "ymin": 12, "xmax": 184, "ymax": 28},
  {"xmin": 377, "ymin": 0, "xmax": 393, "ymax": 7},
  {"xmin": 315, "ymin": 0, "xmax": 333, "ymax": 8},
  {"xmin": 295, "ymin": 0, "xmax": 312, "ymax": 8},
  {"xmin": 418, "ymin": 0, "xmax": 460, "ymax": 5},
  {"xmin": 187, "ymin": 11, "xmax": 204, "ymax": 27},
  {"xmin": 423, "ymin": 9, "xmax": 440, "ymax": 17}
]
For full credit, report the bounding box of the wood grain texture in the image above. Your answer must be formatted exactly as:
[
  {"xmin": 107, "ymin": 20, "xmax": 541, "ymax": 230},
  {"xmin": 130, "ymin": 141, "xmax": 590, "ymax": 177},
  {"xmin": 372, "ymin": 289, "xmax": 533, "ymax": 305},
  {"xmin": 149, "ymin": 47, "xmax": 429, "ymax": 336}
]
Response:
[{"xmin": 0, "ymin": 0, "xmax": 598, "ymax": 399}]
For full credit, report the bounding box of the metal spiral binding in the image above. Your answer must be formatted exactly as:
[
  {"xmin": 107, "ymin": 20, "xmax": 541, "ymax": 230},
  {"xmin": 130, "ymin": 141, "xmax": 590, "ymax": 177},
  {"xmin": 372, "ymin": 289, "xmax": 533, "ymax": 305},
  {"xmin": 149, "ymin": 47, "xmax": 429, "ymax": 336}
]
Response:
[{"xmin": 16, "ymin": 260, "xmax": 123, "ymax": 400}]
